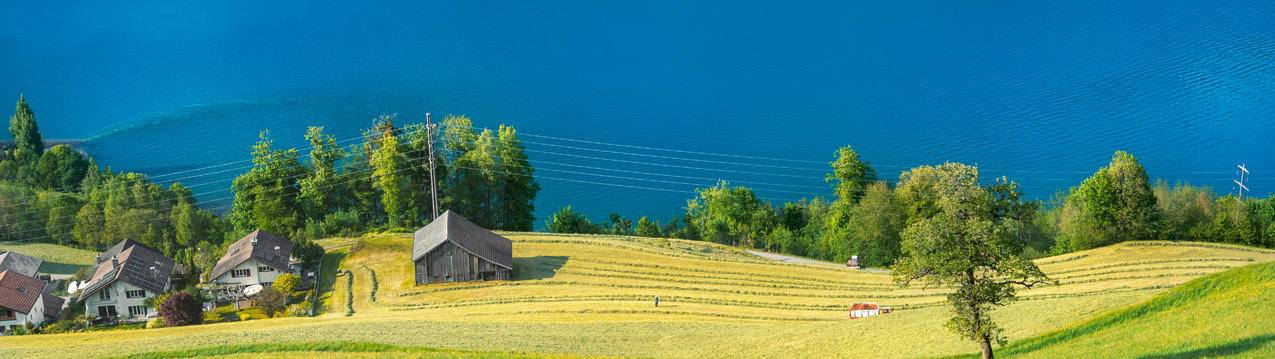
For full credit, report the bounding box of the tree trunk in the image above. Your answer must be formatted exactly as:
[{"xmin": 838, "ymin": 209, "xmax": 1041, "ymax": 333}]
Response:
[{"xmin": 979, "ymin": 334, "xmax": 994, "ymax": 359}]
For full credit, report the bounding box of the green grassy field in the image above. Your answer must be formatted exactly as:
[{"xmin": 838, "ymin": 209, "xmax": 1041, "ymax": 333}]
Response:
[
  {"xmin": 955, "ymin": 259, "xmax": 1275, "ymax": 358},
  {"xmin": 0, "ymin": 234, "xmax": 1271, "ymax": 358},
  {"xmin": 0, "ymin": 241, "xmax": 97, "ymax": 275}
]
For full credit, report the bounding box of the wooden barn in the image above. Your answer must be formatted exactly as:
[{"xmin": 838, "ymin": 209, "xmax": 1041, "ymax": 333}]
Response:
[{"xmin": 412, "ymin": 211, "xmax": 513, "ymax": 285}]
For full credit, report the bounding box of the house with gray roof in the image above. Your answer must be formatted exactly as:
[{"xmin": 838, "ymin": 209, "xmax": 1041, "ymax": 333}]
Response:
[
  {"xmin": 0, "ymin": 251, "xmax": 43, "ymax": 278},
  {"xmin": 0, "ymin": 270, "xmax": 50, "ymax": 334},
  {"xmin": 79, "ymin": 240, "xmax": 174, "ymax": 321},
  {"xmin": 207, "ymin": 230, "xmax": 293, "ymax": 289},
  {"xmin": 413, "ymin": 211, "xmax": 513, "ymax": 285}
]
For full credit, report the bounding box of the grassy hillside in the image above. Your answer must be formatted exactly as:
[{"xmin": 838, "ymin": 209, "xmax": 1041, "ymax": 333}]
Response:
[
  {"xmin": 952, "ymin": 259, "xmax": 1275, "ymax": 358},
  {"xmin": 0, "ymin": 241, "xmax": 97, "ymax": 275},
  {"xmin": 1, "ymin": 234, "xmax": 1271, "ymax": 358}
]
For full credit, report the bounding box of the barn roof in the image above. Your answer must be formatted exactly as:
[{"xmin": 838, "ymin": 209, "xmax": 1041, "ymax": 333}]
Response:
[
  {"xmin": 209, "ymin": 230, "xmax": 293, "ymax": 281},
  {"xmin": 412, "ymin": 211, "xmax": 513, "ymax": 269},
  {"xmin": 79, "ymin": 240, "xmax": 173, "ymax": 300},
  {"xmin": 0, "ymin": 270, "xmax": 45, "ymax": 314},
  {"xmin": 0, "ymin": 251, "xmax": 43, "ymax": 277}
]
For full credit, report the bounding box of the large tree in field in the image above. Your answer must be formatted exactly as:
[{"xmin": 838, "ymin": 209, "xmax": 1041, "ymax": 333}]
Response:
[
  {"xmin": 368, "ymin": 116, "xmax": 408, "ymax": 228},
  {"xmin": 494, "ymin": 125, "xmax": 539, "ymax": 231},
  {"xmin": 1059, "ymin": 150, "xmax": 1159, "ymax": 251},
  {"xmin": 8, "ymin": 95, "xmax": 43, "ymax": 162},
  {"xmin": 892, "ymin": 163, "xmax": 1050, "ymax": 359}
]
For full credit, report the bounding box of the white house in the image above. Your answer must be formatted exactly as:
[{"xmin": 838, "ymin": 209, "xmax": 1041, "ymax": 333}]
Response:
[
  {"xmin": 0, "ymin": 270, "xmax": 48, "ymax": 334},
  {"xmin": 207, "ymin": 230, "xmax": 293, "ymax": 290},
  {"xmin": 849, "ymin": 302, "xmax": 881, "ymax": 319},
  {"xmin": 79, "ymin": 240, "xmax": 174, "ymax": 322}
]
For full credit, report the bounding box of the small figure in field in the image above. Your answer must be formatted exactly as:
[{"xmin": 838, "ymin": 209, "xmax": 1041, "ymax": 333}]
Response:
[{"xmin": 655, "ymin": 295, "xmax": 660, "ymax": 307}]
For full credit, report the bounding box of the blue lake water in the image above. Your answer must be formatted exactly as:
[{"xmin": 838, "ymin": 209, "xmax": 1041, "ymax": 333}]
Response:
[{"xmin": 2, "ymin": 1, "xmax": 1273, "ymax": 224}]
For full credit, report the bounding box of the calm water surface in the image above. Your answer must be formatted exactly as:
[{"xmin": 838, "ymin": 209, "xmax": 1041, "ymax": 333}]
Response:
[{"xmin": 2, "ymin": 1, "xmax": 1273, "ymax": 222}]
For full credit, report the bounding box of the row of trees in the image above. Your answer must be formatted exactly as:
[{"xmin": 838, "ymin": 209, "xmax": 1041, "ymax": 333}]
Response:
[
  {"xmin": 227, "ymin": 114, "xmax": 540, "ymax": 242},
  {"xmin": 548, "ymin": 148, "xmax": 1275, "ymax": 267},
  {"xmin": 2, "ymin": 96, "xmax": 539, "ymax": 280},
  {"xmin": 1, "ymin": 97, "xmax": 230, "ymax": 274}
]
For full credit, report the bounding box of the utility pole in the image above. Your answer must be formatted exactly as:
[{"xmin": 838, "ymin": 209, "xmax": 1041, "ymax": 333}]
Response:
[
  {"xmin": 426, "ymin": 113, "xmax": 440, "ymax": 220},
  {"xmin": 1234, "ymin": 163, "xmax": 1250, "ymax": 201}
]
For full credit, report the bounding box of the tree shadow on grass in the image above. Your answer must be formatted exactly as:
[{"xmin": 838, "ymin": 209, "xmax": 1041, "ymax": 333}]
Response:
[
  {"xmin": 512, "ymin": 256, "xmax": 568, "ymax": 281},
  {"xmin": 1134, "ymin": 334, "xmax": 1275, "ymax": 359}
]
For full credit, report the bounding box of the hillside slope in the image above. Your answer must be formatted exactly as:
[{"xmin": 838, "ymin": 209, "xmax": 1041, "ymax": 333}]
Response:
[
  {"xmin": 0, "ymin": 234, "xmax": 1271, "ymax": 358},
  {"xmin": 0, "ymin": 241, "xmax": 97, "ymax": 275},
  {"xmin": 969, "ymin": 259, "xmax": 1275, "ymax": 358}
]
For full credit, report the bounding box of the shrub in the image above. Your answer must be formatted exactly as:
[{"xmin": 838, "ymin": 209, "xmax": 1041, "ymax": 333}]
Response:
[
  {"xmin": 273, "ymin": 273, "xmax": 301, "ymax": 294},
  {"xmin": 293, "ymin": 239, "xmax": 326, "ymax": 265},
  {"xmin": 286, "ymin": 300, "xmax": 311, "ymax": 317},
  {"xmin": 362, "ymin": 266, "xmax": 378, "ymax": 303},
  {"xmin": 252, "ymin": 286, "xmax": 287, "ymax": 318},
  {"xmin": 238, "ymin": 313, "xmax": 251, "ymax": 321},
  {"xmin": 42, "ymin": 315, "xmax": 91, "ymax": 334},
  {"xmin": 322, "ymin": 209, "xmax": 364, "ymax": 237},
  {"xmin": 146, "ymin": 292, "xmax": 172, "ymax": 313},
  {"xmin": 159, "ymin": 292, "xmax": 204, "ymax": 327},
  {"xmin": 344, "ymin": 270, "xmax": 355, "ymax": 316},
  {"xmin": 145, "ymin": 317, "xmax": 166, "ymax": 329}
]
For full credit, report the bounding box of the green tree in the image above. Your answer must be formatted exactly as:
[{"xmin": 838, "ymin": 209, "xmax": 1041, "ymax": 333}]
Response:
[
  {"xmin": 298, "ymin": 126, "xmax": 349, "ymax": 221},
  {"xmin": 546, "ymin": 205, "xmax": 600, "ymax": 234},
  {"xmin": 635, "ymin": 216, "xmax": 662, "ymax": 238},
  {"xmin": 273, "ymin": 273, "xmax": 301, "ymax": 294},
  {"xmin": 253, "ymin": 287, "xmax": 288, "ymax": 317},
  {"xmin": 494, "ymin": 125, "xmax": 539, "ymax": 231},
  {"xmin": 369, "ymin": 116, "xmax": 408, "ymax": 228},
  {"xmin": 845, "ymin": 182, "xmax": 905, "ymax": 267},
  {"xmin": 447, "ymin": 127, "xmax": 498, "ymax": 227},
  {"xmin": 891, "ymin": 163, "xmax": 1050, "ymax": 359},
  {"xmin": 686, "ymin": 181, "xmax": 775, "ymax": 247},
  {"xmin": 1153, "ymin": 181, "xmax": 1214, "ymax": 241},
  {"xmin": 1210, "ymin": 196, "xmax": 1258, "ymax": 245},
  {"xmin": 8, "ymin": 95, "xmax": 43, "ymax": 162},
  {"xmin": 229, "ymin": 131, "xmax": 306, "ymax": 235},
  {"xmin": 1059, "ymin": 151, "xmax": 1159, "ymax": 251},
  {"xmin": 73, "ymin": 202, "xmax": 106, "ymax": 248},
  {"xmin": 42, "ymin": 192, "xmax": 82, "ymax": 245},
  {"xmin": 33, "ymin": 145, "xmax": 88, "ymax": 191}
]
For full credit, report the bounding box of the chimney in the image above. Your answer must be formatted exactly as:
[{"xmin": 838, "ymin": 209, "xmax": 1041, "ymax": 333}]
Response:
[{"xmin": 111, "ymin": 256, "xmax": 119, "ymax": 268}]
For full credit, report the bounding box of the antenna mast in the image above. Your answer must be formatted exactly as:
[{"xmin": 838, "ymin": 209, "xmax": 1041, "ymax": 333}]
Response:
[
  {"xmin": 1234, "ymin": 163, "xmax": 1250, "ymax": 201},
  {"xmin": 426, "ymin": 113, "xmax": 440, "ymax": 220}
]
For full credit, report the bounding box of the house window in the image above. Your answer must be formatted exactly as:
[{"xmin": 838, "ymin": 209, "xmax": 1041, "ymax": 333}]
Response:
[
  {"xmin": 231, "ymin": 269, "xmax": 251, "ymax": 278},
  {"xmin": 0, "ymin": 308, "xmax": 12, "ymax": 319},
  {"xmin": 99, "ymin": 290, "xmax": 112, "ymax": 301},
  {"xmin": 128, "ymin": 305, "xmax": 148, "ymax": 317},
  {"xmin": 97, "ymin": 305, "xmax": 118, "ymax": 318},
  {"xmin": 125, "ymin": 290, "xmax": 146, "ymax": 299},
  {"xmin": 258, "ymin": 265, "xmax": 275, "ymax": 273}
]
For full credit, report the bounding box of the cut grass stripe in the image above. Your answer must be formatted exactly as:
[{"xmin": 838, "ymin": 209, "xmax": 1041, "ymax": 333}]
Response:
[{"xmin": 115, "ymin": 341, "xmax": 569, "ymax": 359}]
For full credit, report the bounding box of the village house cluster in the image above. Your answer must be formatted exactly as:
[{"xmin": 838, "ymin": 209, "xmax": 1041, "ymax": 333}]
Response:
[{"xmin": 0, "ymin": 210, "xmax": 514, "ymax": 333}]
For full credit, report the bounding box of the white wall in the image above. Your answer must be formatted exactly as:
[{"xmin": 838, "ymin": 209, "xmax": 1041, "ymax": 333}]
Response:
[
  {"xmin": 83, "ymin": 281, "xmax": 156, "ymax": 321},
  {"xmin": 0, "ymin": 295, "xmax": 44, "ymax": 334},
  {"xmin": 212, "ymin": 258, "xmax": 283, "ymax": 287}
]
